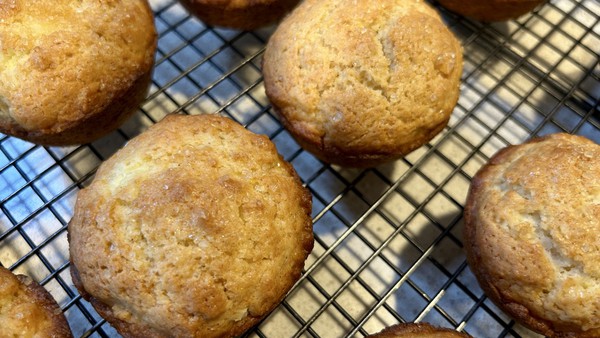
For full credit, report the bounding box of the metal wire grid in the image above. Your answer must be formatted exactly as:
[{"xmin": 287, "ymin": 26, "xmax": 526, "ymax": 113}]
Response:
[{"xmin": 0, "ymin": 0, "xmax": 598, "ymax": 337}]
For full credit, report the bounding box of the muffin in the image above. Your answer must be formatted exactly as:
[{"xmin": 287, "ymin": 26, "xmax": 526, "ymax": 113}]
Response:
[
  {"xmin": 178, "ymin": 0, "xmax": 300, "ymax": 30},
  {"xmin": 262, "ymin": 0, "xmax": 463, "ymax": 168},
  {"xmin": 0, "ymin": 0, "xmax": 157, "ymax": 146},
  {"xmin": 436, "ymin": 0, "xmax": 546, "ymax": 21},
  {"xmin": 464, "ymin": 133, "xmax": 600, "ymax": 337},
  {"xmin": 0, "ymin": 265, "xmax": 72, "ymax": 337},
  {"xmin": 368, "ymin": 322, "xmax": 472, "ymax": 337},
  {"xmin": 68, "ymin": 114, "xmax": 314, "ymax": 337}
]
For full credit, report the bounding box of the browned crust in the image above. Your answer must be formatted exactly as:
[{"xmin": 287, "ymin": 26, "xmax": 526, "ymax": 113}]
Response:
[
  {"xmin": 463, "ymin": 141, "xmax": 555, "ymax": 336},
  {"xmin": 178, "ymin": 0, "xmax": 300, "ymax": 30},
  {"xmin": 7, "ymin": 67, "xmax": 154, "ymax": 146},
  {"xmin": 262, "ymin": 0, "xmax": 463, "ymax": 168},
  {"xmin": 463, "ymin": 133, "xmax": 600, "ymax": 338},
  {"xmin": 368, "ymin": 322, "xmax": 472, "ymax": 338},
  {"xmin": 437, "ymin": 0, "xmax": 546, "ymax": 21},
  {"xmin": 0, "ymin": 265, "xmax": 73, "ymax": 337},
  {"xmin": 0, "ymin": 0, "xmax": 157, "ymax": 146},
  {"xmin": 70, "ymin": 262, "xmax": 164, "ymax": 338},
  {"xmin": 275, "ymin": 106, "xmax": 449, "ymax": 168},
  {"xmin": 69, "ymin": 114, "xmax": 314, "ymax": 338},
  {"xmin": 70, "ymin": 176, "xmax": 311, "ymax": 338}
]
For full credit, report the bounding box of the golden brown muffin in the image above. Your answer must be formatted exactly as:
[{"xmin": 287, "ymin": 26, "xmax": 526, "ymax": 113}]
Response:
[
  {"xmin": 436, "ymin": 0, "xmax": 546, "ymax": 21},
  {"xmin": 0, "ymin": 0, "xmax": 157, "ymax": 146},
  {"xmin": 262, "ymin": 0, "xmax": 463, "ymax": 168},
  {"xmin": 464, "ymin": 133, "xmax": 600, "ymax": 337},
  {"xmin": 368, "ymin": 322, "xmax": 472, "ymax": 338},
  {"xmin": 0, "ymin": 265, "xmax": 72, "ymax": 338},
  {"xmin": 178, "ymin": 0, "xmax": 300, "ymax": 30},
  {"xmin": 68, "ymin": 114, "xmax": 314, "ymax": 338}
]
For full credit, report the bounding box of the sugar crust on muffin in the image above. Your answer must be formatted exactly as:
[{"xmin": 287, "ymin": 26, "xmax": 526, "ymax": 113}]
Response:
[
  {"xmin": 68, "ymin": 114, "xmax": 313, "ymax": 337},
  {"xmin": 0, "ymin": 265, "xmax": 72, "ymax": 337},
  {"xmin": 464, "ymin": 133, "xmax": 600, "ymax": 337},
  {"xmin": 263, "ymin": 0, "xmax": 463, "ymax": 167},
  {"xmin": 0, "ymin": 0, "xmax": 157, "ymax": 145}
]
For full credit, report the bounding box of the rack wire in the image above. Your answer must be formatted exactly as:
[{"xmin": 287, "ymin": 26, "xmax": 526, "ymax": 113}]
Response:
[{"xmin": 0, "ymin": 0, "xmax": 598, "ymax": 337}]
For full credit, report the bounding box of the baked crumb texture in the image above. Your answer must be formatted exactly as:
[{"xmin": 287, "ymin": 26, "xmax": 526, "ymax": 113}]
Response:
[
  {"xmin": 436, "ymin": 0, "xmax": 546, "ymax": 21},
  {"xmin": 464, "ymin": 133, "xmax": 600, "ymax": 337},
  {"xmin": 0, "ymin": 0, "xmax": 157, "ymax": 145},
  {"xmin": 178, "ymin": 0, "xmax": 301, "ymax": 30},
  {"xmin": 0, "ymin": 265, "xmax": 72, "ymax": 338},
  {"xmin": 367, "ymin": 322, "xmax": 472, "ymax": 338},
  {"xmin": 263, "ymin": 0, "xmax": 463, "ymax": 167},
  {"xmin": 69, "ymin": 114, "xmax": 314, "ymax": 338}
]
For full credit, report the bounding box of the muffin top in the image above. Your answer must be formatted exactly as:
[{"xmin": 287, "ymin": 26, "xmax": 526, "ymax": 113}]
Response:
[
  {"xmin": 263, "ymin": 0, "xmax": 462, "ymax": 167},
  {"xmin": 0, "ymin": 265, "xmax": 72, "ymax": 338},
  {"xmin": 0, "ymin": 0, "xmax": 156, "ymax": 136},
  {"xmin": 368, "ymin": 323, "xmax": 472, "ymax": 338},
  {"xmin": 464, "ymin": 133, "xmax": 600, "ymax": 337},
  {"xmin": 69, "ymin": 114, "xmax": 313, "ymax": 337}
]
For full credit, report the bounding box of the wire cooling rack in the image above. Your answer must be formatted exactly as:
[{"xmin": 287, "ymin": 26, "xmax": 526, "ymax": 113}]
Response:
[{"xmin": 0, "ymin": 0, "xmax": 598, "ymax": 337}]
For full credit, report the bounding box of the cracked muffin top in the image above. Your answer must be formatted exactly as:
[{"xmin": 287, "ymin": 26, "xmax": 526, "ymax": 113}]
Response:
[
  {"xmin": 464, "ymin": 133, "xmax": 600, "ymax": 337},
  {"xmin": 0, "ymin": 0, "xmax": 156, "ymax": 145},
  {"xmin": 68, "ymin": 114, "xmax": 313, "ymax": 338},
  {"xmin": 0, "ymin": 265, "xmax": 72, "ymax": 338},
  {"xmin": 262, "ymin": 0, "xmax": 463, "ymax": 167}
]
